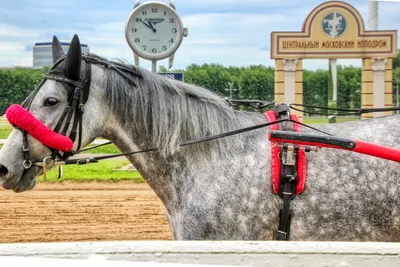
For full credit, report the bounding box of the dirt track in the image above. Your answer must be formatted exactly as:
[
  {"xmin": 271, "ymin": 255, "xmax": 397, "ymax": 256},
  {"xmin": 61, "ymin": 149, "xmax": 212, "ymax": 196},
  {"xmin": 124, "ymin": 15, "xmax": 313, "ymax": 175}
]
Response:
[{"xmin": 0, "ymin": 182, "xmax": 172, "ymax": 243}]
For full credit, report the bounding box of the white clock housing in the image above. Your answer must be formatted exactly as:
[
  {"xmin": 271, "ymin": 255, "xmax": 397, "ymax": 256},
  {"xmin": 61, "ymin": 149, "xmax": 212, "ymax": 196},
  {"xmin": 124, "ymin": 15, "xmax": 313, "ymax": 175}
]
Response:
[{"xmin": 125, "ymin": 1, "xmax": 186, "ymax": 61}]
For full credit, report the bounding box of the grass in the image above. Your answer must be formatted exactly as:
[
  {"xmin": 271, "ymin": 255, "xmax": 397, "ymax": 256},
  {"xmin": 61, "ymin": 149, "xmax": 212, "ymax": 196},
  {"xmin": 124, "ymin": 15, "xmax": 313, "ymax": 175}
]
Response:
[
  {"xmin": 37, "ymin": 159, "xmax": 144, "ymax": 183},
  {"xmin": 84, "ymin": 143, "xmax": 121, "ymax": 154},
  {"xmin": 303, "ymin": 117, "xmax": 360, "ymax": 124},
  {"xmin": 0, "ymin": 125, "xmax": 12, "ymax": 139}
]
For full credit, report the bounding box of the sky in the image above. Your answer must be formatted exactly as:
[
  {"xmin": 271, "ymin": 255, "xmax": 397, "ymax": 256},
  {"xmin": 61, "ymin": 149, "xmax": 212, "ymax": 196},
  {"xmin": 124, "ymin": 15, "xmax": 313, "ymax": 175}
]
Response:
[{"xmin": 0, "ymin": 0, "xmax": 399, "ymax": 71}]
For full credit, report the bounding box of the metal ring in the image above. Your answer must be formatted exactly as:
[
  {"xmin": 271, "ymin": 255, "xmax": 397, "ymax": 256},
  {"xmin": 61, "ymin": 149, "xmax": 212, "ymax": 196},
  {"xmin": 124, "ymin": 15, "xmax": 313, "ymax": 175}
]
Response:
[{"xmin": 23, "ymin": 160, "xmax": 32, "ymax": 169}]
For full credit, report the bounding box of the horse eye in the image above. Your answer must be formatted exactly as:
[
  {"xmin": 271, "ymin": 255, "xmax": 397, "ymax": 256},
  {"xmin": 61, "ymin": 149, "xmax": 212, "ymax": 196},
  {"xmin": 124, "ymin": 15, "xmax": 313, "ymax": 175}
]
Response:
[{"xmin": 44, "ymin": 98, "xmax": 59, "ymax": 107}]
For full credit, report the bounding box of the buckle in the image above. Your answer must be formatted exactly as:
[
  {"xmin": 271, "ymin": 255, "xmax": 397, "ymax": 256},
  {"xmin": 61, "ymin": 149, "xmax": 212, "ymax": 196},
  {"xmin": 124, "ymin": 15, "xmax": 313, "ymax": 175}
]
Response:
[
  {"xmin": 282, "ymin": 145, "xmax": 296, "ymax": 166},
  {"xmin": 79, "ymin": 103, "xmax": 85, "ymax": 113},
  {"xmin": 77, "ymin": 158, "xmax": 92, "ymax": 165},
  {"xmin": 276, "ymin": 230, "xmax": 288, "ymax": 240}
]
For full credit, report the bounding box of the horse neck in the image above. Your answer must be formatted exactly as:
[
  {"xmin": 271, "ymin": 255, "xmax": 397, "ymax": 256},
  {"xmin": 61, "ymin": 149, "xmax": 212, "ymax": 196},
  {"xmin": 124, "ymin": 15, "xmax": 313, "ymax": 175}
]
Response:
[
  {"xmin": 100, "ymin": 99, "xmax": 268, "ymax": 214},
  {"xmin": 96, "ymin": 66, "xmax": 267, "ymax": 178},
  {"xmin": 100, "ymin": 94, "xmax": 266, "ymax": 159},
  {"xmin": 98, "ymin": 65, "xmax": 266, "ymax": 159}
]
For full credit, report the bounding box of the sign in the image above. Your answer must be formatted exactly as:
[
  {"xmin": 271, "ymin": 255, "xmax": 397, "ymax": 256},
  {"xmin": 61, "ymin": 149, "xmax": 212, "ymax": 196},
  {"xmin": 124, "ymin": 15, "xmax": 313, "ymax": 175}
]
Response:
[
  {"xmin": 158, "ymin": 72, "xmax": 184, "ymax": 82},
  {"xmin": 271, "ymin": 1, "xmax": 397, "ymax": 59}
]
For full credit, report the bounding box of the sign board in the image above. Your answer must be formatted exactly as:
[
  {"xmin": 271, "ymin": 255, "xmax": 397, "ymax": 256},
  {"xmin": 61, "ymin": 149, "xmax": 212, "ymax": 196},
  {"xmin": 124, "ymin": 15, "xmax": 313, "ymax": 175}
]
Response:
[
  {"xmin": 158, "ymin": 72, "xmax": 184, "ymax": 82},
  {"xmin": 271, "ymin": 1, "xmax": 397, "ymax": 59}
]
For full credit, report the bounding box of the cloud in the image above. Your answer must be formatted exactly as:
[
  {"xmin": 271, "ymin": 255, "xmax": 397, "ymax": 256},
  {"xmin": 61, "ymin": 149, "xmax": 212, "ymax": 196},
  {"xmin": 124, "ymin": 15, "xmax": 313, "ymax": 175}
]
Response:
[
  {"xmin": 0, "ymin": 41, "xmax": 32, "ymax": 66},
  {"xmin": 0, "ymin": 23, "xmax": 39, "ymax": 39}
]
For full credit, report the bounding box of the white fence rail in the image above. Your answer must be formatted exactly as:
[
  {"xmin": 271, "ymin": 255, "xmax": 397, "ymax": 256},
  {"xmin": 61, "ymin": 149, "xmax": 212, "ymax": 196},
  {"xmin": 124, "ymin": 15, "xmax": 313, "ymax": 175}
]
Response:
[{"xmin": 1, "ymin": 241, "xmax": 400, "ymax": 267}]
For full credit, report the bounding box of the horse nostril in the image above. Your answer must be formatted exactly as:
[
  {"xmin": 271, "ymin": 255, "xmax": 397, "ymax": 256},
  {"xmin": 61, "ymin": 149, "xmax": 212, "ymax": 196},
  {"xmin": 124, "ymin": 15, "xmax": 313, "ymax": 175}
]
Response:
[{"xmin": 0, "ymin": 165, "xmax": 9, "ymax": 179}]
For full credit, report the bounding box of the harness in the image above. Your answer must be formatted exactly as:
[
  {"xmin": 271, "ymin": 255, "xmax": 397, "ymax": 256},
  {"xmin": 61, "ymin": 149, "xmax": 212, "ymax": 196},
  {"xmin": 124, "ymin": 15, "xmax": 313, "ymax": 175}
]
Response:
[
  {"xmin": 6, "ymin": 54, "xmax": 400, "ymax": 242},
  {"xmin": 264, "ymin": 103, "xmax": 307, "ymax": 240}
]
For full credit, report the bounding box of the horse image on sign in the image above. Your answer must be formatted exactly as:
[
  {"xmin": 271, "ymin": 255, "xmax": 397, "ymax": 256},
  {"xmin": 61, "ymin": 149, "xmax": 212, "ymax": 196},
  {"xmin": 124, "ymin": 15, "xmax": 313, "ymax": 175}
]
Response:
[
  {"xmin": 0, "ymin": 34, "xmax": 400, "ymax": 241},
  {"xmin": 322, "ymin": 12, "xmax": 347, "ymax": 38}
]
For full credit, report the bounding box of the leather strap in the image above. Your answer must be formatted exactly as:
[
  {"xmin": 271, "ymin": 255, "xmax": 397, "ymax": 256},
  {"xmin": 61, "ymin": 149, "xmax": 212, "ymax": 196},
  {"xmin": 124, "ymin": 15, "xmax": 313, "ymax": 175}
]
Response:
[{"xmin": 274, "ymin": 104, "xmax": 298, "ymax": 241}]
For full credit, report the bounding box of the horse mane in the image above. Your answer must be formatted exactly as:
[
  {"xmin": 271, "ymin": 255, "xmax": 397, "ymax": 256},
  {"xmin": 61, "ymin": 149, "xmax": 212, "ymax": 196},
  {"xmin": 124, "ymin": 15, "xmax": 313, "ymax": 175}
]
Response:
[{"xmin": 88, "ymin": 54, "xmax": 262, "ymax": 157}]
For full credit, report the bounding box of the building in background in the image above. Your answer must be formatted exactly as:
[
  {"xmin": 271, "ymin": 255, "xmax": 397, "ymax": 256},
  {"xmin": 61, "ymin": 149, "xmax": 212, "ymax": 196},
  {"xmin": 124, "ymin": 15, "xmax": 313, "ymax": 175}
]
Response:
[{"xmin": 33, "ymin": 42, "xmax": 89, "ymax": 68}]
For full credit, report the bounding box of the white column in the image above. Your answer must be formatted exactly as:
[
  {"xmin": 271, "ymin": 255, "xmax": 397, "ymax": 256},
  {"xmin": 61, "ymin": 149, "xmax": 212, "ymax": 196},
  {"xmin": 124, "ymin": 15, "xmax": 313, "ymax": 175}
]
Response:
[
  {"xmin": 368, "ymin": 0, "xmax": 378, "ymax": 30},
  {"xmin": 283, "ymin": 59, "xmax": 297, "ymax": 105},
  {"xmin": 371, "ymin": 58, "xmax": 387, "ymax": 118},
  {"xmin": 329, "ymin": 59, "xmax": 337, "ymax": 101}
]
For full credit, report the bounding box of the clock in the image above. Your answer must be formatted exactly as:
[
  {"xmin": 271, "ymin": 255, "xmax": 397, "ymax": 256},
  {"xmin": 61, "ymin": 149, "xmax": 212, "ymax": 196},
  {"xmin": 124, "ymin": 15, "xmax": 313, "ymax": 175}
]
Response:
[{"xmin": 125, "ymin": 1, "xmax": 188, "ymax": 62}]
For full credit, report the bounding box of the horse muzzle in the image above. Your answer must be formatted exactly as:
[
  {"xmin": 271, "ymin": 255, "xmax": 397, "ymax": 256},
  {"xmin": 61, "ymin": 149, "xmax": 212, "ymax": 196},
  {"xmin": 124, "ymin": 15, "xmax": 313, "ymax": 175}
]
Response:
[{"xmin": 0, "ymin": 165, "xmax": 39, "ymax": 193}]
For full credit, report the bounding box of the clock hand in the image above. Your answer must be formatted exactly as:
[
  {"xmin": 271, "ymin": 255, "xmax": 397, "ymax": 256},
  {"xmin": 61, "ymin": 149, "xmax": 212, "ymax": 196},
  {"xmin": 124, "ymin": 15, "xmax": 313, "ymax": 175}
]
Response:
[
  {"xmin": 142, "ymin": 21, "xmax": 153, "ymax": 30},
  {"xmin": 148, "ymin": 21, "xmax": 156, "ymax": 33}
]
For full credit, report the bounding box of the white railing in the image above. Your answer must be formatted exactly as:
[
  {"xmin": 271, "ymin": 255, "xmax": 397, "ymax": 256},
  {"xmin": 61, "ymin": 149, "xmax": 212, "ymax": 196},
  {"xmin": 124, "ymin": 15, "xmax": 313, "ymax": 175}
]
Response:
[{"xmin": 1, "ymin": 241, "xmax": 400, "ymax": 267}]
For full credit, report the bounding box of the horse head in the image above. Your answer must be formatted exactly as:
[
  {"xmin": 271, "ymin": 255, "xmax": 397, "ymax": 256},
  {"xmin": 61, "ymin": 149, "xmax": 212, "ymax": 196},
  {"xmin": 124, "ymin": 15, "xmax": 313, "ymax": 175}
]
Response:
[{"xmin": 0, "ymin": 34, "xmax": 104, "ymax": 192}]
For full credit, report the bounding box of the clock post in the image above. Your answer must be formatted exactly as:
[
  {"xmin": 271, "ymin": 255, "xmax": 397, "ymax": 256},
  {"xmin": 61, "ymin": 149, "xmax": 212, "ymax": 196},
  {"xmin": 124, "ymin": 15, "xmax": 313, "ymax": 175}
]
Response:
[{"xmin": 125, "ymin": 0, "xmax": 188, "ymax": 72}]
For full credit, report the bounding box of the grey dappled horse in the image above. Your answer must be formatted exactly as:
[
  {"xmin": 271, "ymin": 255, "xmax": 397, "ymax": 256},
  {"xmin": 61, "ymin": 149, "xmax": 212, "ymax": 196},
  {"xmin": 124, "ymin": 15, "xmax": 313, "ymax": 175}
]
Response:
[{"xmin": 0, "ymin": 35, "xmax": 399, "ymax": 241}]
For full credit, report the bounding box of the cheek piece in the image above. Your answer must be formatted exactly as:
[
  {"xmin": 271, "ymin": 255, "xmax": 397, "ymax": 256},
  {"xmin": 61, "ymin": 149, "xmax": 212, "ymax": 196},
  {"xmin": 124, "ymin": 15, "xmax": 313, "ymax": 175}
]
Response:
[{"xmin": 5, "ymin": 104, "xmax": 74, "ymax": 152}]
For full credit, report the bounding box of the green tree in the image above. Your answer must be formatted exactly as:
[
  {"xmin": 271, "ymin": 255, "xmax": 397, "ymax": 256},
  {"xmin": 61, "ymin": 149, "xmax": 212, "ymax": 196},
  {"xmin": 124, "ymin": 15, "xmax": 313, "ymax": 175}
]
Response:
[
  {"xmin": 392, "ymin": 49, "xmax": 400, "ymax": 70},
  {"xmin": 303, "ymin": 69, "xmax": 330, "ymax": 113},
  {"xmin": 337, "ymin": 65, "xmax": 361, "ymax": 111},
  {"xmin": 184, "ymin": 64, "xmax": 232, "ymax": 97},
  {"xmin": 0, "ymin": 67, "xmax": 45, "ymax": 114},
  {"xmin": 393, "ymin": 67, "xmax": 400, "ymax": 107},
  {"xmin": 239, "ymin": 66, "xmax": 274, "ymax": 101}
]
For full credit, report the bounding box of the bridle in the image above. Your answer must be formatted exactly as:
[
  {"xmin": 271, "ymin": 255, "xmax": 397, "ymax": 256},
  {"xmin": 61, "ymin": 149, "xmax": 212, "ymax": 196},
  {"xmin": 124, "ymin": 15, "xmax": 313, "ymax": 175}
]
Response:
[
  {"xmin": 17, "ymin": 55, "xmax": 141, "ymax": 175},
  {"xmin": 18, "ymin": 56, "xmax": 89, "ymax": 171}
]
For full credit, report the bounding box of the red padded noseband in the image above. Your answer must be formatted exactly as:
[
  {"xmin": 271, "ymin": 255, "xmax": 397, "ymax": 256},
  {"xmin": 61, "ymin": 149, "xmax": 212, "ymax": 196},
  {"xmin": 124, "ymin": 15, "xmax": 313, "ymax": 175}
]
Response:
[{"xmin": 5, "ymin": 104, "xmax": 73, "ymax": 152}]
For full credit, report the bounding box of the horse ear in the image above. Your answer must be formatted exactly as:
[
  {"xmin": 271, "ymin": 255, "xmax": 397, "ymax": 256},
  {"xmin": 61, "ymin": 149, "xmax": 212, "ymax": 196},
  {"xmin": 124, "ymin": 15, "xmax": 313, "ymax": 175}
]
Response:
[
  {"xmin": 64, "ymin": 34, "xmax": 82, "ymax": 81},
  {"xmin": 52, "ymin": 36, "xmax": 65, "ymax": 64}
]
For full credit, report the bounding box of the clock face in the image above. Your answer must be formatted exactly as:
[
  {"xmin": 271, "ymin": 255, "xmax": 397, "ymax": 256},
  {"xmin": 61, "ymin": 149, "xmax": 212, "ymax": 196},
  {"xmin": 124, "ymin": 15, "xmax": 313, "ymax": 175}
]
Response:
[{"xmin": 125, "ymin": 2, "xmax": 183, "ymax": 60}]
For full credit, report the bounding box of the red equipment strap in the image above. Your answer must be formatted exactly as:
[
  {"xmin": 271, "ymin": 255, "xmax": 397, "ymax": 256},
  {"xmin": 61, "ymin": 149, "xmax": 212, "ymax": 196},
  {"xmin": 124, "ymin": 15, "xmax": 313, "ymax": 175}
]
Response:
[{"xmin": 264, "ymin": 110, "xmax": 307, "ymax": 195}]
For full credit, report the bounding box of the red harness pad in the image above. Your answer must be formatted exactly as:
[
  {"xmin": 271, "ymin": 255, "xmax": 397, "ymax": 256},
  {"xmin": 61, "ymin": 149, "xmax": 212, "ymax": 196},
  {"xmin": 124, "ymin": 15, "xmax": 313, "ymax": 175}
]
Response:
[
  {"xmin": 5, "ymin": 104, "xmax": 73, "ymax": 152},
  {"xmin": 264, "ymin": 111, "xmax": 307, "ymax": 195}
]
